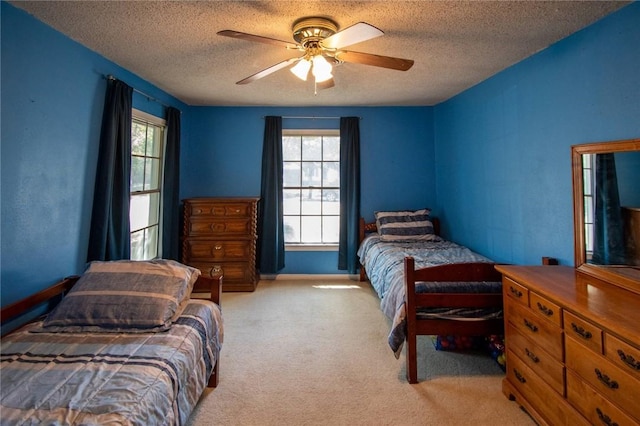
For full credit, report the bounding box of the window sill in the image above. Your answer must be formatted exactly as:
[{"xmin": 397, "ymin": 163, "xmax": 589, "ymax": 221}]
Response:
[{"xmin": 285, "ymin": 244, "xmax": 338, "ymax": 252}]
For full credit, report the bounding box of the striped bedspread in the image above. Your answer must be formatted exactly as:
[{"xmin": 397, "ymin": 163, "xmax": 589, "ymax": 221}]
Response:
[
  {"xmin": 0, "ymin": 299, "xmax": 222, "ymax": 426},
  {"xmin": 357, "ymin": 235, "xmax": 502, "ymax": 356}
]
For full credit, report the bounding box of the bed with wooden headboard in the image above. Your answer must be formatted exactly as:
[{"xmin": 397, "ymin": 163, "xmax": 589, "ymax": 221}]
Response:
[
  {"xmin": 358, "ymin": 211, "xmax": 504, "ymax": 383},
  {"xmin": 0, "ymin": 260, "xmax": 223, "ymax": 425}
]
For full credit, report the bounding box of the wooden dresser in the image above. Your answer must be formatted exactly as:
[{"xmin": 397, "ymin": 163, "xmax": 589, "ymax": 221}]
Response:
[
  {"xmin": 496, "ymin": 265, "xmax": 640, "ymax": 426},
  {"xmin": 182, "ymin": 197, "xmax": 259, "ymax": 292}
]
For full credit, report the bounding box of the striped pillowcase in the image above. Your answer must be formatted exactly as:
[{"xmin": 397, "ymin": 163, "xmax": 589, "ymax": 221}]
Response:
[
  {"xmin": 42, "ymin": 259, "xmax": 200, "ymax": 332},
  {"xmin": 375, "ymin": 209, "xmax": 437, "ymax": 241}
]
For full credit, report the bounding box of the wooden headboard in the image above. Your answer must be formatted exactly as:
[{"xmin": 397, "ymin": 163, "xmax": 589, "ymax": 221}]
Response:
[{"xmin": 358, "ymin": 216, "xmax": 441, "ymax": 281}]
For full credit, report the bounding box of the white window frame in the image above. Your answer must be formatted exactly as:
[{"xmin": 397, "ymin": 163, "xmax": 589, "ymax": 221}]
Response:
[
  {"xmin": 130, "ymin": 109, "xmax": 166, "ymax": 260},
  {"xmin": 282, "ymin": 129, "xmax": 340, "ymax": 252}
]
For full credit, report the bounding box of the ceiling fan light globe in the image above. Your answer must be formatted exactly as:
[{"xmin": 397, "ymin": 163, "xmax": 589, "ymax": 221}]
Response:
[
  {"xmin": 312, "ymin": 55, "xmax": 333, "ymax": 82},
  {"xmin": 290, "ymin": 59, "xmax": 311, "ymax": 81}
]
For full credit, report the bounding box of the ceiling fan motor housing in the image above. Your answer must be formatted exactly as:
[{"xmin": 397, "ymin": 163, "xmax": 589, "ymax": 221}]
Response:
[{"xmin": 292, "ymin": 17, "xmax": 338, "ymax": 49}]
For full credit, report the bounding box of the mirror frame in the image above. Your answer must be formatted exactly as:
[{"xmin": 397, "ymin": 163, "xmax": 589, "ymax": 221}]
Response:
[{"xmin": 572, "ymin": 138, "xmax": 640, "ymax": 295}]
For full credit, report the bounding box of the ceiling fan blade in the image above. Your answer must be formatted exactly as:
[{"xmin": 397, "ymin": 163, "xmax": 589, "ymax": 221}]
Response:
[
  {"xmin": 217, "ymin": 30, "xmax": 299, "ymax": 50},
  {"xmin": 236, "ymin": 57, "xmax": 302, "ymax": 85},
  {"xmin": 336, "ymin": 50, "xmax": 414, "ymax": 71},
  {"xmin": 320, "ymin": 22, "xmax": 383, "ymax": 50},
  {"xmin": 317, "ymin": 78, "xmax": 335, "ymax": 90}
]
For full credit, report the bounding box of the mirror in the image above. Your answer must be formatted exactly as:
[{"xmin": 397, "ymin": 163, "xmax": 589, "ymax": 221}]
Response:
[{"xmin": 572, "ymin": 139, "xmax": 640, "ymax": 294}]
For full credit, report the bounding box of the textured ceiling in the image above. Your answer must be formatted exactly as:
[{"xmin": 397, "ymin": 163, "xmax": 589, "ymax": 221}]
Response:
[{"xmin": 11, "ymin": 1, "xmax": 628, "ymax": 107}]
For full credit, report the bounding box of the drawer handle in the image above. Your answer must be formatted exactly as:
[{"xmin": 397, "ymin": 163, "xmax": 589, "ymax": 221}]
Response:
[
  {"xmin": 523, "ymin": 319, "xmax": 538, "ymax": 332},
  {"xmin": 596, "ymin": 408, "xmax": 619, "ymax": 426},
  {"xmin": 617, "ymin": 349, "xmax": 640, "ymax": 371},
  {"xmin": 215, "ymin": 245, "xmax": 222, "ymax": 250},
  {"xmin": 525, "ymin": 348, "xmax": 540, "ymax": 363},
  {"xmin": 513, "ymin": 369, "xmax": 526, "ymax": 384},
  {"xmin": 570, "ymin": 323, "xmax": 593, "ymax": 340},
  {"xmin": 536, "ymin": 302, "xmax": 553, "ymax": 317},
  {"xmin": 509, "ymin": 287, "xmax": 523, "ymax": 298},
  {"xmin": 212, "ymin": 266, "xmax": 223, "ymax": 273},
  {"xmin": 594, "ymin": 368, "xmax": 619, "ymax": 390}
]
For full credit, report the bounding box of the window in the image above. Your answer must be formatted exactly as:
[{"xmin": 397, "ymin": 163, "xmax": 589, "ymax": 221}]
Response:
[
  {"xmin": 582, "ymin": 153, "xmax": 594, "ymax": 257},
  {"xmin": 130, "ymin": 109, "xmax": 165, "ymax": 260},
  {"xmin": 282, "ymin": 130, "xmax": 340, "ymax": 246}
]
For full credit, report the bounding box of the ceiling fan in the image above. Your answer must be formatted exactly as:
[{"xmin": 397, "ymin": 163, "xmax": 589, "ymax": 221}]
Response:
[{"xmin": 218, "ymin": 17, "xmax": 414, "ymax": 90}]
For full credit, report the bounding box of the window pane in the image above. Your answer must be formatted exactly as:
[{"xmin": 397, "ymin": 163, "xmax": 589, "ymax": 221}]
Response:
[
  {"xmin": 284, "ymin": 216, "xmax": 300, "ymax": 243},
  {"xmin": 323, "ymin": 216, "xmax": 339, "ymax": 243},
  {"xmin": 283, "ymin": 162, "xmax": 301, "ymax": 187},
  {"xmin": 130, "ymin": 193, "xmax": 159, "ymax": 232},
  {"xmin": 145, "ymin": 158, "xmax": 161, "ymax": 191},
  {"xmin": 302, "ymin": 189, "xmax": 322, "ymax": 214},
  {"xmin": 147, "ymin": 126, "xmax": 161, "ymax": 157},
  {"xmin": 301, "ymin": 162, "xmax": 321, "ymax": 186},
  {"xmin": 131, "ymin": 157, "xmax": 145, "ymax": 191},
  {"xmin": 323, "ymin": 162, "xmax": 340, "ymax": 187},
  {"xmin": 131, "ymin": 229, "xmax": 145, "ymax": 260},
  {"xmin": 302, "ymin": 136, "xmax": 321, "ymax": 161},
  {"xmin": 301, "ymin": 216, "xmax": 321, "ymax": 243},
  {"xmin": 131, "ymin": 122, "xmax": 147, "ymax": 155},
  {"xmin": 144, "ymin": 226, "xmax": 159, "ymax": 259},
  {"xmin": 323, "ymin": 190, "xmax": 340, "ymax": 214},
  {"xmin": 283, "ymin": 189, "xmax": 301, "ymax": 214},
  {"xmin": 283, "ymin": 136, "xmax": 301, "ymax": 160},
  {"xmin": 583, "ymin": 169, "xmax": 592, "ymax": 195},
  {"xmin": 323, "ymin": 137, "xmax": 340, "ymax": 160}
]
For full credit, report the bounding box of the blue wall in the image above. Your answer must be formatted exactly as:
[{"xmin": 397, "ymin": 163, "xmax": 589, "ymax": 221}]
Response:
[
  {"xmin": 183, "ymin": 106, "xmax": 434, "ymax": 273},
  {"xmin": 1, "ymin": 2, "xmax": 188, "ymax": 314},
  {"xmin": 2, "ymin": 0, "xmax": 640, "ymax": 315},
  {"xmin": 434, "ymin": 3, "xmax": 640, "ymax": 266}
]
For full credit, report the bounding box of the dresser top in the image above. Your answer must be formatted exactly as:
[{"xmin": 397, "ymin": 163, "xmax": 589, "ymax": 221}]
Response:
[
  {"xmin": 183, "ymin": 197, "xmax": 260, "ymax": 202},
  {"xmin": 496, "ymin": 265, "xmax": 640, "ymax": 344}
]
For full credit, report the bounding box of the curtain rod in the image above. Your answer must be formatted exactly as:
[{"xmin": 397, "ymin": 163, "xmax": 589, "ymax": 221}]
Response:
[
  {"xmin": 105, "ymin": 75, "xmax": 175, "ymax": 110},
  {"xmin": 263, "ymin": 116, "xmax": 362, "ymax": 120}
]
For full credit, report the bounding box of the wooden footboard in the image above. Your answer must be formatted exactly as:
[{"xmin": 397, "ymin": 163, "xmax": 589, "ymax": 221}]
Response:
[
  {"xmin": 1, "ymin": 273, "xmax": 223, "ymax": 388},
  {"xmin": 403, "ymin": 257, "xmax": 504, "ymax": 384}
]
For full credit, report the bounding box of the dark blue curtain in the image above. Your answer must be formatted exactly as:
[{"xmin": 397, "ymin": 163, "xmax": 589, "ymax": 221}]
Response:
[
  {"xmin": 592, "ymin": 153, "xmax": 625, "ymax": 265},
  {"xmin": 162, "ymin": 107, "xmax": 181, "ymax": 260},
  {"xmin": 87, "ymin": 79, "xmax": 133, "ymax": 261},
  {"xmin": 257, "ymin": 116, "xmax": 285, "ymax": 273},
  {"xmin": 338, "ymin": 117, "xmax": 361, "ymax": 273}
]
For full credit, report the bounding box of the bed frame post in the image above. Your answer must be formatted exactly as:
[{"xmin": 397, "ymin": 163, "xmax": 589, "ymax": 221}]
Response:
[{"xmin": 404, "ymin": 257, "xmax": 419, "ymax": 384}]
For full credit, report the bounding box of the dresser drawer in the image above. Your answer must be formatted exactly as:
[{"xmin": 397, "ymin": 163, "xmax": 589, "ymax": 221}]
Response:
[
  {"xmin": 190, "ymin": 261, "xmax": 254, "ymax": 283},
  {"xmin": 566, "ymin": 336, "xmax": 640, "ymax": 420},
  {"xmin": 506, "ymin": 322, "xmax": 565, "ymax": 395},
  {"xmin": 567, "ymin": 370, "xmax": 638, "ymax": 426},
  {"xmin": 530, "ymin": 292, "xmax": 562, "ymax": 327},
  {"xmin": 605, "ymin": 334, "xmax": 640, "ymax": 381},
  {"xmin": 186, "ymin": 201, "xmax": 253, "ymax": 218},
  {"xmin": 506, "ymin": 350, "xmax": 574, "ymax": 426},
  {"xmin": 185, "ymin": 240, "xmax": 251, "ymax": 261},
  {"xmin": 506, "ymin": 300, "xmax": 563, "ymax": 360},
  {"xmin": 504, "ymin": 277, "xmax": 529, "ymax": 306},
  {"xmin": 564, "ymin": 311, "xmax": 603, "ymax": 354},
  {"xmin": 187, "ymin": 218, "xmax": 253, "ymax": 236}
]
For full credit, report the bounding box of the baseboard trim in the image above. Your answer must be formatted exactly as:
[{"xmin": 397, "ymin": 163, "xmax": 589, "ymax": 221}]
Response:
[{"xmin": 260, "ymin": 273, "xmax": 359, "ymax": 281}]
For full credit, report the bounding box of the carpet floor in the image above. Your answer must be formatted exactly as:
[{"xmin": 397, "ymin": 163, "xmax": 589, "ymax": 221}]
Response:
[{"xmin": 187, "ymin": 278, "xmax": 535, "ymax": 426}]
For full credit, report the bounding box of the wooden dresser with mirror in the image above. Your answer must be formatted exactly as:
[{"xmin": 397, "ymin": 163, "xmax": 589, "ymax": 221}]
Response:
[{"xmin": 497, "ymin": 139, "xmax": 640, "ymax": 426}]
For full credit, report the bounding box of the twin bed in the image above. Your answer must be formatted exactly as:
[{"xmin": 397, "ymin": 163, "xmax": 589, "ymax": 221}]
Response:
[
  {"xmin": 0, "ymin": 259, "xmax": 223, "ymax": 425},
  {"xmin": 358, "ymin": 209, "xmax": 504, "ymax": 383}
]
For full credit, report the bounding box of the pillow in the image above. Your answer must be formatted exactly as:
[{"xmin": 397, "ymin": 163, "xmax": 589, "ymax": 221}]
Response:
[
  {"xmin": 375, "ymin": 208, "xmax": 437, "ymax": 241},
  {"xmin": 42, "ymin": 259, "xmax": 200, "ymax": 332}
]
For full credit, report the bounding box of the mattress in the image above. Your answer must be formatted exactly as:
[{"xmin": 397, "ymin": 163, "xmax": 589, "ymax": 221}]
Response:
[{"xmin": 0, "ymin": 299, "xmax": 222, "ymax": 426}]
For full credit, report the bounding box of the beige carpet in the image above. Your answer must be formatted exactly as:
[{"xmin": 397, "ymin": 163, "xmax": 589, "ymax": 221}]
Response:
[{"xmin": 187, "ymin": 279, "xmax": 535, "ymax": 426}]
